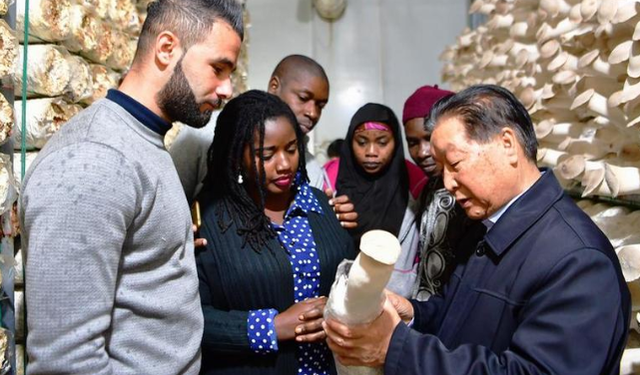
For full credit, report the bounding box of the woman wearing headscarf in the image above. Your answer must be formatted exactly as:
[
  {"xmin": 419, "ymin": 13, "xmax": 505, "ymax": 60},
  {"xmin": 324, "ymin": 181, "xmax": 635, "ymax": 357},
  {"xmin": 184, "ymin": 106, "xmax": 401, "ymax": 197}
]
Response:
[{"xmin": 323, "ymin": 103, "xmax": 421, "ymax": 298}]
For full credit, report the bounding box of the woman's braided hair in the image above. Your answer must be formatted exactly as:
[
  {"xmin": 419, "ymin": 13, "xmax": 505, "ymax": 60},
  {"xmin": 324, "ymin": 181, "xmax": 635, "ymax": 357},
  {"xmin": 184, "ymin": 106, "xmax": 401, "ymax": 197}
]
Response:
[{"xmin": 201, "ymin": 89, "xmax": 308, "ymax": 252}]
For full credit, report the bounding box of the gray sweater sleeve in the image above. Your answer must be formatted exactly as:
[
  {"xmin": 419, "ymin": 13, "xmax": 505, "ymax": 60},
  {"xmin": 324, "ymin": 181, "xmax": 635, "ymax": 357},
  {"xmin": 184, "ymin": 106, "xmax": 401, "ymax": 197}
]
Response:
[{"xmin": 22, "ymin": 142, "xmax": 140, "ymax": 375}]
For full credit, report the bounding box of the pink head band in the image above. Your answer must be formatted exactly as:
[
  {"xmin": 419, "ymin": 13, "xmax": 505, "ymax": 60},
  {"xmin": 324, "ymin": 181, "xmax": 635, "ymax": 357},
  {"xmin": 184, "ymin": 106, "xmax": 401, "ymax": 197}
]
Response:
[{"xmin": 355, "ymin": 121, "xmax": 392, "ymax": 134}]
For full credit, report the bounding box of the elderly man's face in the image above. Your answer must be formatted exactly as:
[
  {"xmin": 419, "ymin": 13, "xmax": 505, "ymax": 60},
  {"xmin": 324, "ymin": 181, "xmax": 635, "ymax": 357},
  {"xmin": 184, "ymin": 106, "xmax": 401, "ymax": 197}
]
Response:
[{"xmin": 431, "ymin": 116, "xmax": 515, "ymax": 220}]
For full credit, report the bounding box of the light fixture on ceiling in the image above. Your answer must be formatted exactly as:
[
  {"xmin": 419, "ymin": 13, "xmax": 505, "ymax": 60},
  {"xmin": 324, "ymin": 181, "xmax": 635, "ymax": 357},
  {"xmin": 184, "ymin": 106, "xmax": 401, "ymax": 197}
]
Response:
[{"xmin": 313, "ymin": 0, "xmax": 347, "ymax": 21}]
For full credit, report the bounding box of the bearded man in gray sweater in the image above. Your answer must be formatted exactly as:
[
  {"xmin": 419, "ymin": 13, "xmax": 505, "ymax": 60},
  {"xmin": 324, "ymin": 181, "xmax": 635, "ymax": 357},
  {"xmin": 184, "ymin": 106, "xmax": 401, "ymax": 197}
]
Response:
[{"xmin": 20, "ymin": 1, "xmax": 243, "ymax": 373}]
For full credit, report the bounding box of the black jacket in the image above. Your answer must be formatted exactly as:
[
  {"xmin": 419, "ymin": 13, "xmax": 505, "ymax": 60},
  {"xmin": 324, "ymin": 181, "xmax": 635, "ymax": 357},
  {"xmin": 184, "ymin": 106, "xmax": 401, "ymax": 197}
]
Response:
[
  {"xmin": 196, "ymin": 187, "xmax": 355, "ymax": 375},
  {"xmin": 386, "ymin": 170, "xmax": 630, "ymax": 375}
]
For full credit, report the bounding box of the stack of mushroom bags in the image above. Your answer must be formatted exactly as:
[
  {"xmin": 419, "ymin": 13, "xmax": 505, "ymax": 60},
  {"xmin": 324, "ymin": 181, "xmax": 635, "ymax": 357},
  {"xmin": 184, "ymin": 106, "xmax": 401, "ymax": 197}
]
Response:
[
  {"xmin": 441, "ymin": 0, "xmax": 640, "ymax": 372},
  {"xmin": 576, "ymin": 199, "xmax": 640, "ymax": 373},
  {"xmin": 13, "ymin": 0, "xmax": 144, "ymax": 183}
]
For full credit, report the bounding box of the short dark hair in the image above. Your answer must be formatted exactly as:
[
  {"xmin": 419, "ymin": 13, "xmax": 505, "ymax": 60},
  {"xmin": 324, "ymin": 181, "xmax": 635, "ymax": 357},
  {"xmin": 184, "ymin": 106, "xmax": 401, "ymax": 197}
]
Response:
[
  {"xmin": 327, "ymin": 139, "xmax": 344, "ymax": 159},
  {"xmin": 270, "ymin": 55, "xmax": 329, "ymax": 87},
  {"xmin": 426, "ymin": 84, "xmax": 538, "ymax": 161},
  {"xmin": 135, "ymin": 0, "xmax": 244, "ymax": 61},
  {"xmin": 202, "ymin": 90, "xmax": 307, "ymax": 252}
]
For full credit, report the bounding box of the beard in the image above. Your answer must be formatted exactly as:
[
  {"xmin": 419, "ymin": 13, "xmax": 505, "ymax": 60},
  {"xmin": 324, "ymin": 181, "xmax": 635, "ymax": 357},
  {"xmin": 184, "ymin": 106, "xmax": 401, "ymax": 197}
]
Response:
[{"xmin": 156, "ymin": 58, "xmax": 219, "ymax": 128}]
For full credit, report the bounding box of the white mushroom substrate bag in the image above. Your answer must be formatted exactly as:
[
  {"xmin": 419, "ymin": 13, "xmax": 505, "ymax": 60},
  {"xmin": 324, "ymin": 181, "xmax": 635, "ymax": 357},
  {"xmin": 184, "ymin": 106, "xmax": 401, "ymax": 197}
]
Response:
[
  {"xmin": 325, "ymin": 230, "xmax": 401, "ymax": 375},
  {"xmin": 0, "ymin": 92, "xmax": 12, "ymax": 146},
  {"xmin": 0, "ymin": 19, "xmax": 17, "ymax": 80},
  {"xmin": 17, "ymin": 0, "xmax": 72, "ymax": 42},
  {"xmin": 13, "ymin": 98, "xmax": 82, "ymax": 150},
  {"xmin": 14, "ymin": 44, "xmax": 70, "ymax": 98}
]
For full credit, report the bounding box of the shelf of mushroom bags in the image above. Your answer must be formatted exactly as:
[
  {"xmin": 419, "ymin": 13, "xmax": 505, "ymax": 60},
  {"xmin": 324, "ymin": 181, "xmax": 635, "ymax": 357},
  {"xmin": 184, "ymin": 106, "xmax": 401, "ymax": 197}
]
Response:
[{"xmin": 440, "ymin": 0, "xmax": 640, "ymax": 373}]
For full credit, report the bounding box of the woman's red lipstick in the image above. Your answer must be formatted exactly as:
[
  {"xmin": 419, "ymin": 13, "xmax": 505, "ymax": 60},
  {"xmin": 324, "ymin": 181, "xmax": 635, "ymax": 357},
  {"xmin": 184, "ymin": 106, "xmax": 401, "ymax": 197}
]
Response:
[{"xmin": 273, "ymin": 175, "xmax": 293, "ymax": 188}]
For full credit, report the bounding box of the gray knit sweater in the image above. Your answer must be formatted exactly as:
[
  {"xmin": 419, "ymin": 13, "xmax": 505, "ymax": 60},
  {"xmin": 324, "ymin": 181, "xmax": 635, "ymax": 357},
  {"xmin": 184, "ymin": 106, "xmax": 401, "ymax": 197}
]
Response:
[{"xmin": 21, "ymin": 98, "xmax": 203, "ymax": 374}]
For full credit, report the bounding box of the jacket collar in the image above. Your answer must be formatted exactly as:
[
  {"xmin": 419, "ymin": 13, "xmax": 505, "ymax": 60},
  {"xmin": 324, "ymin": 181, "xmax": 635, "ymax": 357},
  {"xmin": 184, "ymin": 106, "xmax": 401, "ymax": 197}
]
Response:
[{"xmin": 484, "ymin": 169, "xmax": 563, "ymax": 257}]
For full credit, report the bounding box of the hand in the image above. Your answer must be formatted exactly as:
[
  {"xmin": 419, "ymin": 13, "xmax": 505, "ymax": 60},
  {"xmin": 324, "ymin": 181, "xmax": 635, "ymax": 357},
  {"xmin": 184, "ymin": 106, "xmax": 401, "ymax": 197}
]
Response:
[
  {"xmin": 384, "ymin": 289, "xmax": 414, "ymax": 324},
  {"xmin": 275, "ymin": 297, "xmax": 327, "ymax": 341},
  {"xmin": 192, "ymin": 224, "xmax": 207, "ymax": 248},
  {"xmin": 325, "ymin": 190, "xmax": 358, "ymax": 229},
  {"xmin": 295, "ymin": 296, "xmax": 328, "ymax": 343},
  {"xmin": 324, "ymin": 299, "xmax": 401, "ymax": 368}
]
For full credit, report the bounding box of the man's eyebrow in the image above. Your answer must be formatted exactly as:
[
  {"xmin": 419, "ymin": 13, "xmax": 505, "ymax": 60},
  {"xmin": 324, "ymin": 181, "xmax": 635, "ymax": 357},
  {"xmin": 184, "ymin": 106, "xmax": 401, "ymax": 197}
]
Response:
[{"xmin": 212, "ymin": 58, "xmax": 237, "ymax": 72}]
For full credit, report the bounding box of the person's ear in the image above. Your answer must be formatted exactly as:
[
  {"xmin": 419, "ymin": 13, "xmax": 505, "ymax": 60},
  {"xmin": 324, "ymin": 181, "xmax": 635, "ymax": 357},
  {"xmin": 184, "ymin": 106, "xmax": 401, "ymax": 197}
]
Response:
[
  {"xmin": 499, "ymin": 127, "xmax": 519, "ymax": 164},
  {"xmin": 154, "ymin": 31, "xmax": 182, "ymax": 68},
  {"xmin": 268, "ymin": 76, "xmax": 281, "ymax": 94}
]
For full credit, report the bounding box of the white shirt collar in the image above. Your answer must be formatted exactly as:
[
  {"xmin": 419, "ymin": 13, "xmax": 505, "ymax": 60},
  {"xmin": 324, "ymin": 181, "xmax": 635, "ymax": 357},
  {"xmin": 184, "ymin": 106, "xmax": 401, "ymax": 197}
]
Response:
[
  {"xmin": 487, "ymin": 170, "xmax": 546, "ymax": 225},
  {"xmin": 487, "ymin": 190, "xmax": 525, "ymax": 225}
]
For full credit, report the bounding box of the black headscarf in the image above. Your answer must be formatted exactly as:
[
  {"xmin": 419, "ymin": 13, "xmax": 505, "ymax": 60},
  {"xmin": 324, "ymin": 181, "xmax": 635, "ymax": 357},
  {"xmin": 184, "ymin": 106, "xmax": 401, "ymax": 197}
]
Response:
[{"xmin": 336, "ymin": 103, "xmax": 409, "ymax": 246}]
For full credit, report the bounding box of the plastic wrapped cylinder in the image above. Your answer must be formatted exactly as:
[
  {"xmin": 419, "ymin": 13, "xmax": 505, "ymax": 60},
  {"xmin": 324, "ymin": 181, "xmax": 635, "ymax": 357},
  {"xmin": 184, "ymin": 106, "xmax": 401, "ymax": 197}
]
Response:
[
  {"xmin": 63, "ymin": 5, "xmax": 99, "ymax": 55},
  {"xmin": 325, "ymin": 230, "xmax": 401, "ymax": 375},
  {"xmin": 14, "ymin": 44, "xmax": 71, "ymax": 98},
  {"xmin": 13, "ymin": 98, "xmax": 82, "ymax": 150},
  {"xmin": 83, "ymin": 21, "xmax": 115, "ymax": 65},
  {"xmin": 63, "ymin": 5, "xmax": 114, "ymax": 65},
  {"xmin": 0, "ymin": 154, "xmax": 19, "ymax": 215},
  {"xmin": 0, "ymin": 0, "xmax": 10, "ymax": 15},
  {"xmin": 0, "ymin": 92, "xmax": 12, "ymax": 146},
  {"xmin": 164, "ymin": 122, "xmax": 184, "ymax": 150},
  {"xmin": 0, "ymin": 20, "xmax": 17, "ymax": 79},
  {"xmin": 17, "ymin": 0, "xmax": 71, "ymax": 42},
  {"xmin": 106, "ymin": 30, "xmax": 135, "ymax": 71},
  {"xmin": 109, "ymin": 0, "xmax": 141, "ymax": 33},
  {"xmin": 64, "ymin": 54, "xmax": 94, "ymax": 103},
  {"xmin": 82, "ymin": 64, "xmax": 120, "ymax": 105},
  {"xmin": 617, "ymin": 245, "xmax": 640, "ymax": 283},
  {"xmin": 77, "ymin": 0, "xmax": 111, "ymax": 18},
  {"xmin": 13, "ymin": 151, "xmax": 38, "ymax": 186},
  {"xmin": 0, "ymin": 328, "xmax": 8, "ymax": 374}
]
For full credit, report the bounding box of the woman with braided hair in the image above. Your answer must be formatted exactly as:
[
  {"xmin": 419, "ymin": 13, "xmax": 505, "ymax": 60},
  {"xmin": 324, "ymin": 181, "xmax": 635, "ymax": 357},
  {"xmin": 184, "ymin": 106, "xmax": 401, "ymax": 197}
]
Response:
[{"xmin": 196, "ymin": 90, "xmax": 355, "ymax": 375}]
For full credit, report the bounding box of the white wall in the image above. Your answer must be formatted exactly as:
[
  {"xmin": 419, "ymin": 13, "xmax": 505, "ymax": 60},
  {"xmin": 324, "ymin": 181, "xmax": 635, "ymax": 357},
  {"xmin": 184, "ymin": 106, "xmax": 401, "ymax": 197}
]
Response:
[{"xmin": 246, "ymin": 0, "xmax": 468, "ymax": 161}]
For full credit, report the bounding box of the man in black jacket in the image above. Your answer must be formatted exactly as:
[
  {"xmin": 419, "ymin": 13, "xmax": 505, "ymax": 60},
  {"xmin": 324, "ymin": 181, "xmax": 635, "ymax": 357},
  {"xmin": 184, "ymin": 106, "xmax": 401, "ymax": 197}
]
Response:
[{"xmin": 324, "ymin": 84, "xmax": 630, "ymax": 375}]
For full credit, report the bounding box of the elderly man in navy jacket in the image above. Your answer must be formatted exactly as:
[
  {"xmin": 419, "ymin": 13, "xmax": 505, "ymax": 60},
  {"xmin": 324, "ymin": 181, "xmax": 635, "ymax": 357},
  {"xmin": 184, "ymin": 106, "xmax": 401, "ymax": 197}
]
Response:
[{"xmin": 324, "ymin": 84, "xmax": 630, "ymax": 375}]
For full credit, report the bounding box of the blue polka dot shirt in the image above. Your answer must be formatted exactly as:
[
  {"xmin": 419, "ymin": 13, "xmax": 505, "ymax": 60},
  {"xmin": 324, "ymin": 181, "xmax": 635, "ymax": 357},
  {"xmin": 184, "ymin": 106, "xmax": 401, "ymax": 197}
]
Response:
[{"xmin": 247, "ymin": 183, "xmax": 331, "ymax": 375}]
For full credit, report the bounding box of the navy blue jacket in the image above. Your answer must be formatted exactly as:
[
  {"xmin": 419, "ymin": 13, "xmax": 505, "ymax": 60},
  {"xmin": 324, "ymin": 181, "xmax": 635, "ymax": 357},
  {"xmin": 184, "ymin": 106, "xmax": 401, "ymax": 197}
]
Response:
[{"xmin": 385, "ymin": 171, "xmax": 630, "ymax": 375}]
